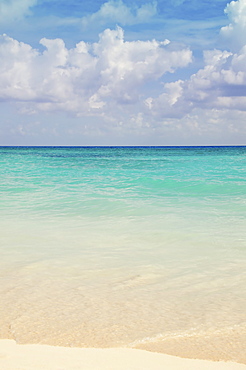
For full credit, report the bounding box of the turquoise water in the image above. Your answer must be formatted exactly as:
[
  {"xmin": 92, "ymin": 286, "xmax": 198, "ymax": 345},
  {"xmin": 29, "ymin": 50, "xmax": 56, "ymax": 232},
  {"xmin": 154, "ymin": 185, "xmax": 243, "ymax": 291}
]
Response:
[{"xmin": 0, "ymin": 146, "xmax": 246, "ymax": 362}]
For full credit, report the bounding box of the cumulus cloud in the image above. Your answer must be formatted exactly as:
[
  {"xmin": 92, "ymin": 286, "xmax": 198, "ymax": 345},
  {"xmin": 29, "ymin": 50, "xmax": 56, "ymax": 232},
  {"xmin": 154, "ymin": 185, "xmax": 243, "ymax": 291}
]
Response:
[
  {"xmin": 190, "ymin": 13, "xmax": 246, "ymax": 107},
  {"xmin": 147, "ymin": 45, "xmax": 246, "ymax": 119},
  {"xmin": 81, "ymin": 0, "xmax": 157, "ymax": 27},
  {"xmin": 145, "ymin": 0, "xmax": 246, "ymax": 120},
  {"xmin": 0, "ymin": 0, "xmax": 37, "ymax": 23},
  {"xmin": 0, "ymin": 27, "xmax": 192, "ymax": 116},
  {"xmin": 2, "ymin": 0, "xmax": 246, "ymax": 141},
  {"xmin": 220, "ymin": 0, "xmax": 246, "ymax": 51}
]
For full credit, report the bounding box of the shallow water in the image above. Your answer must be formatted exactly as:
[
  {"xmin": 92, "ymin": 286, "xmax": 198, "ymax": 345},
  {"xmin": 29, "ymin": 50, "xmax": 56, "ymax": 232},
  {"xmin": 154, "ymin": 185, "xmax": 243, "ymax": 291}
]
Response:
[{"xmin": 0, "ymin": 146, "xmax": 245, "ymax": 362}]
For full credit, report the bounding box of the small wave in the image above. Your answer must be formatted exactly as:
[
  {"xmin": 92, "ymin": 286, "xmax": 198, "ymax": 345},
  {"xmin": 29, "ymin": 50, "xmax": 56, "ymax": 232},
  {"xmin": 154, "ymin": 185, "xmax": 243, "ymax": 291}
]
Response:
[{"xmin": 113, "ymin": 273, "xmax": 161, "ymax": 289}]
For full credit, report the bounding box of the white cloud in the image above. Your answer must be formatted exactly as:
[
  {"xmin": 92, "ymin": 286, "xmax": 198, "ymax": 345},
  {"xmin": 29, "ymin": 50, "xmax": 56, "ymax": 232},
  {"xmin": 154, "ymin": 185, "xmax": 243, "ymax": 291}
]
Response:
[
  {"xmin": 146, "ymin": 45, "xmax": 246, "ymax": 121},
  {"xmin": 0, "ymin": 34, "xmax": 38, "ymax": 100},
  {"xmin": 186, "ymin": 47, "xmax": 246, "ymax": 105},
  {"xmin": 220, "ymin": 0, "xmax": 246, "ymax": 51},
  {"xmin": 81, "ymin": 0, "xmax": 157, "ymax": 27},
  {"xmin": 0, "ymin": 27, "xmax": 192, "ymax": 116},
  {"xmin": 145, "ymin": 0, "xmax": 246, "ymax": 121},
  {"xmin": 0, "ymin": 0, "xmax": 37, "ymax": 23},
  {"xmin": 2, "ymin": 0, "xmax": 246, "ymax": 143}
]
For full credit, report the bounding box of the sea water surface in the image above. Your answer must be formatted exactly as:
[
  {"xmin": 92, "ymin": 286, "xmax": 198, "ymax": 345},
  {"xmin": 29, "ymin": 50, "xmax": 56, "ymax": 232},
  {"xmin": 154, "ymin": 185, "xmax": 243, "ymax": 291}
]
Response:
[{"xmin": 0, "ymin": 146, "xmax": 245, "ymax": 363}]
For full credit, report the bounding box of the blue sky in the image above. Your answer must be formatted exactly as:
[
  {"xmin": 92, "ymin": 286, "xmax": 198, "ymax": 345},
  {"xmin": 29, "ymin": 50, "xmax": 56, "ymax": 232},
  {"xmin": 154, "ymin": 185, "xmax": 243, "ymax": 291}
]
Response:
[{"xmin": 0, "ymin": 0, "xmax": 246, "ymax": 145}]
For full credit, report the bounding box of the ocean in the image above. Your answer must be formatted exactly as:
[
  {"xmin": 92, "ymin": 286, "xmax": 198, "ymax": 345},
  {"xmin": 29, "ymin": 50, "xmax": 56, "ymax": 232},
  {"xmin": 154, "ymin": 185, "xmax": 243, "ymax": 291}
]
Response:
[{"xmin": 0, "ymin": 146, "xmax": 245, "ymax": 362}]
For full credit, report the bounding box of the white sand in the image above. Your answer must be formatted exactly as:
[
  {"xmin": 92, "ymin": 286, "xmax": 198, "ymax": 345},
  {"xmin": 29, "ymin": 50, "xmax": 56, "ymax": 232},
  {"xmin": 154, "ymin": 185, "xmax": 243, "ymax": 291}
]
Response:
[{"xmin": 0, "ymin": 340, "xmax": 246, "ymax": 370}]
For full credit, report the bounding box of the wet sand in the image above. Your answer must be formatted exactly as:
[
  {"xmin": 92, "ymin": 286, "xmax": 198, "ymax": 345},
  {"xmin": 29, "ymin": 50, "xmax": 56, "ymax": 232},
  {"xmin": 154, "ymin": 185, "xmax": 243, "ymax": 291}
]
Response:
[{"xmin": 0, "ymin": 339, "xmax": 246, "ymax": 370}]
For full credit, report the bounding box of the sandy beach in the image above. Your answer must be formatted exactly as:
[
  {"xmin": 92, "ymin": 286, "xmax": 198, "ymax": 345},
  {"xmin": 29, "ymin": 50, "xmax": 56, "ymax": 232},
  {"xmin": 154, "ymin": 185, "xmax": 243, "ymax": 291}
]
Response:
[
  {"xmin": 0, "ymin": 340, "xmax": 246, "ymax": 370},
  {"xmin": 1, "ymin": 147, "xmax": 246, "ymax": 369}
]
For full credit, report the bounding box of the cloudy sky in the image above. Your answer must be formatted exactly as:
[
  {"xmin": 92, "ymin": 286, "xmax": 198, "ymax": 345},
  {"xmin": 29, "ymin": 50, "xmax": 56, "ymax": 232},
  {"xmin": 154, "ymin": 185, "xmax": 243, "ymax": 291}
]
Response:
[{"xmin": 0, "ymin": 0, "xmax": 246, "ymax": 145}]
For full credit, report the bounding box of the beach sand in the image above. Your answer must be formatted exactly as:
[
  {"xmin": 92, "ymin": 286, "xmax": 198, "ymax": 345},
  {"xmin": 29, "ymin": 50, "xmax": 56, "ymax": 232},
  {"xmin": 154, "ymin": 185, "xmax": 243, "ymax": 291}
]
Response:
[{"xmin": 0, "ymin": 340, "xmax": 246, "ymax": 370}]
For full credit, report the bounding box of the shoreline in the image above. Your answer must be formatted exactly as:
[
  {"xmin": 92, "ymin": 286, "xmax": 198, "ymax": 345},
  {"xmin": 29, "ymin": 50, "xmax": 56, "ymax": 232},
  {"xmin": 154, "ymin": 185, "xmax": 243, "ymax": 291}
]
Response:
[{"xmin": 0, "ymin": 340, "xmax": 246, "ymax": 370}]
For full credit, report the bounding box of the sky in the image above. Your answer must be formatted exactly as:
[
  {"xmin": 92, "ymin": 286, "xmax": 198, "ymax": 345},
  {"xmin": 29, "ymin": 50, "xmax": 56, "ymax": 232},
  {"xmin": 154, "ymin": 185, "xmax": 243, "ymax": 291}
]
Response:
[{"xmin": 0, "ymin": 0, "xmax": 246, "ymax": 146}]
